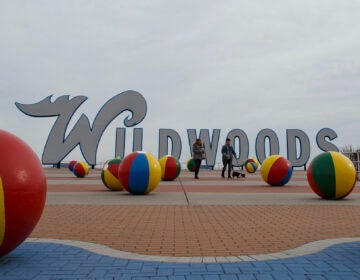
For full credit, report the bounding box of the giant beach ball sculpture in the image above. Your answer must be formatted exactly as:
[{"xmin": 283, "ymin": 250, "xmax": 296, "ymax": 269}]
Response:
[
  {"xmin": 187, "ymin": 158, "xmax": 196, "ymax": 172},
  {"xmin": 245, "ymin": 157, "xmax": 259, "ymax": 173},
  {"xmin": 260, "ymin": 155, "xmax": 293, "ymax": 186},
  {"xmin": 118, "ymin": 151, "xmax": 161, "ymax": 194},
  {"xmin": 159, "ymin": 155, "xmax": 181, "ymax": 181},
  {"xmin": 307, "ymin": 151, "xmax": 357, "ymax": 200},
  {"xmin": 73, "ymin": 161, "xmax": 89, "ymax": 178},
  {"xmin": 0, "ymin": 130, "xmax": 47, "ymax": 257},
  {"xmin": 101, "ymin": 158, "xmax": 123, "ymax": 191},
  {"xmin": 68, "ymin": 160, "xmax": 77, "ymax": 172}
]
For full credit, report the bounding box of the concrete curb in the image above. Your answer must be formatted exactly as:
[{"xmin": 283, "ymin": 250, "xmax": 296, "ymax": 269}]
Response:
[{"xmin": 26, "ymin": 237, "xmax": 360, "ymax": 263}]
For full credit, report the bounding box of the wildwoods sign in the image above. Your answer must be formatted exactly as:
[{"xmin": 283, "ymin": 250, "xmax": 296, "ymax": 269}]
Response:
[{"xmin": 15, "ymin": 90, "xmax": 339, "ymax": 167}]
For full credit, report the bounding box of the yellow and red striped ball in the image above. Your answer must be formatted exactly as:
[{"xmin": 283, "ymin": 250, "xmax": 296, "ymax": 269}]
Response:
[
  {"xmin": 0, "ymin": 130, "xmax": 46, "ymax": 257},
  {"xmin": 159, "ymin": 155, "xmax": 181, "ymax": 181},
  {"xmin": 186, "ymin": 158, "xmax": 196, "ymax": 172},
  {"xmin": 307, "ymin": 152, "xmax": 357, "ymax": 200},
  {"xmin": 260, "ymin": 155, "xmax": 293, "ymax": 186},
  {"xmin": 101, "ymin": 158, "xmax": 123, "ymax": 191},
  {"xmin": 73, "ymin": 161, "xmax": 89, "ymax": 178},
  {"xmin": 118, "ymin": 151, "xmax": 161, "ymax": 195},
  {"xmin": 244, "ymin": 157, "xmax": 259, "ymax": 173}
]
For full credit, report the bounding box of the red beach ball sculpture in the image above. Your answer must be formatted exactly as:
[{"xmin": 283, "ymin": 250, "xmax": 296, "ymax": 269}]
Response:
[
  {"xmin": 159, "ymin": 155, "xmax": 181, "ymax": 181},
  {"xmin": 118, "ymin": 151, "xmax": 161, "ymax": 195},
  {"xmin": 0, "ymin": 130, "xmax": 47, "ymax": 257},
  {"xmin": 73, "ymin": 161, "xmax": 89, "ymax": 178},
  {"xmin": 101, "ymin": 157, "xmax": 123, "ymax": 191},
  {"xmin": 68, "ymin": 160, "xmax": 77, "ymax": 171},
  {"xmin": 260, "ymin": 155, "xmax": 293, "ymax": 186}
]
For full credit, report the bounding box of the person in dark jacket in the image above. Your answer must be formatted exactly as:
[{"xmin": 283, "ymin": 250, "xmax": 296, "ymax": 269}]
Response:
[
  {"xmin": 192, "ymin": 138, "xmax": 205, "ymax": 179},
  {"xmin": 221, "ymin": 138, "xmax": 236, "ymax": 178}
]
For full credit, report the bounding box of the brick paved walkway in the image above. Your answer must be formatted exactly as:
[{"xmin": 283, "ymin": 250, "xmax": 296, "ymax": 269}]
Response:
[
  {"xmin": 1, "ymin": 239, "xmax": 360, "ymax": 279},
  {"xmin": 30, "ymin": 204, "xmax": 360, "ymax": 257},
  {"xmin": 1, "ymin": 167, "xmax": 360, "ymax": 279}
]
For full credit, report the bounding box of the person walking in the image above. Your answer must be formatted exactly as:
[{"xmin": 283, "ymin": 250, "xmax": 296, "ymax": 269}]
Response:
[
  {"xmin": 221, "ymin": 138, "xmax": 236, "ymax": 178},
  {"xmin": 192, "ymin": 138, "xmax": 205, "ymax": 179}
]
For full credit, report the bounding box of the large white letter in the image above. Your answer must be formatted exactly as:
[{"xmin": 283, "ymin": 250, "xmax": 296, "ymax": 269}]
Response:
[
  {"xmin": 16, "ymin": 90, "xmax": 147, "ymax": 165},
  {"xmin": 316, "ymin": 128, "xmax": 339, "ymax": 152},
  {"xmin": 158, "ymin": 129, "xmax": 182, "ymax": 160},
  {"xmin": 255, "ymin": 129, "xmax": 280, "ymax": 163},
  {"xmin": 286, "ymin": 129, "xmax": 310, "ymax": 167}
]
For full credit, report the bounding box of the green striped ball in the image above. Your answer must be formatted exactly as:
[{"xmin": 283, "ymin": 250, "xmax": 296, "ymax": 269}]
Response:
[{"xmin": 307, "ymin": 152, "xmax": 357, "ymax": 200}]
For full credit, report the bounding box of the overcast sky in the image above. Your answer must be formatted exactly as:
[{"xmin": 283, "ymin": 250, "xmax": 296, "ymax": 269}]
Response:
[{"xmin": 1, "ymin": 1, "xmax": 359, "ymax": 166}]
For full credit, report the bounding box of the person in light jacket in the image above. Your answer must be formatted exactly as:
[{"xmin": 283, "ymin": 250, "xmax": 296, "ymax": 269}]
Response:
[{"xmin": 192, "ymin": 138, "xmax": 205, "ymax": 179}]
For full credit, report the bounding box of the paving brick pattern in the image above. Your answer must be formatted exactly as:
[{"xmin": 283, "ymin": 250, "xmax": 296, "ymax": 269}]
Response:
[
  {"xmin": 30, "ymin": 168, "xmax": 360, "ymax": 257},
  {"xmin": 31, "ymin": 204, "xmax": 360, "ymax": 257},
  {"xmin": 1, "ymin": 167, "xmax": 360, "ymax": 279}
]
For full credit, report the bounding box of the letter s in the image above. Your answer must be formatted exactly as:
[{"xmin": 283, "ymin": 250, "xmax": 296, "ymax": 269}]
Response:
[{"xmin": 316, "ymin": 128, "xmax": 339, "ymax": 152}]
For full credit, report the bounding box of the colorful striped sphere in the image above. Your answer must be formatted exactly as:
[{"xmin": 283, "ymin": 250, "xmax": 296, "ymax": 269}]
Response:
[
  {"xmin": 68, "ymin": 160, "xmax": 77, "ymax": 171},
  {"xmin": 118, "ymin": 151, "xmax": 161, "ymax": 195},
  {"xmin": 159, "ymin": 155, "xmax": 181, "ymax": 181},
  {"xmin": 187, "ymin": 158, "xmax": 196, "ymax": 172},
  {"xmin": 260, "ymin": 155, "xmax": 293, "ymax": 186},
  {"xmin": 101, "ymin": 158, "xmax": 123, "ymax": 191},
  {"xmin": 307, "ymin": 152, "xmax": 357, "ymax": 200},
  {"xmin": 0, "ymin": 130, "xmax": 46, "ymax": 257},
  {"xmin": 73, "ymin": 161, "xmax": 89, "ymax": 178},
  {"xmin": 244, "ymin": 157, "xmax": 259, "ymax": 173}
]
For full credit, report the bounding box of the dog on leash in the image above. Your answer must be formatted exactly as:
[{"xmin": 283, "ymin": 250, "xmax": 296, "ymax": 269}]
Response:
[{"xmin": 232, "ymin": 170, "xmax": 245, "ymax": 179}]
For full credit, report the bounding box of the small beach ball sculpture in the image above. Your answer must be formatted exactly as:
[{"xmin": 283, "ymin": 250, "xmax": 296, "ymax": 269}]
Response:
[
  {"xmin": 101, "ymin": 158, "xmax": 123, "ymax": 191},
  {"xmin": 118, "ymin": 151, "xmax": 161, "ymax": 195},
  {"xmin": 68, "ymin": 160, "xmax": 77, "ymax": 171},
  {"xmin": 73, "ymin": 161, "xmax": 89, "ymax": 178},
  {"xmin": 244, "ymin": 157, "xmax": 259, "ymax": 173},
  {"xmin": 159, "ymin": 155, "xmax": 181, "ymax": 181},
  {"xmin": 260, "ymin": 155, "xmax": 293, "ymax": 186},
  {"xmin": 307, "ymin": 151, "xmax": 357, "ymax": 200},
  {"xmin": 0, "ymin": 130, "xmax": 47, "ymax": 257},
  {"xmin": 186, "ymin": 158, "xmax": 196, "ymax": 172}
]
